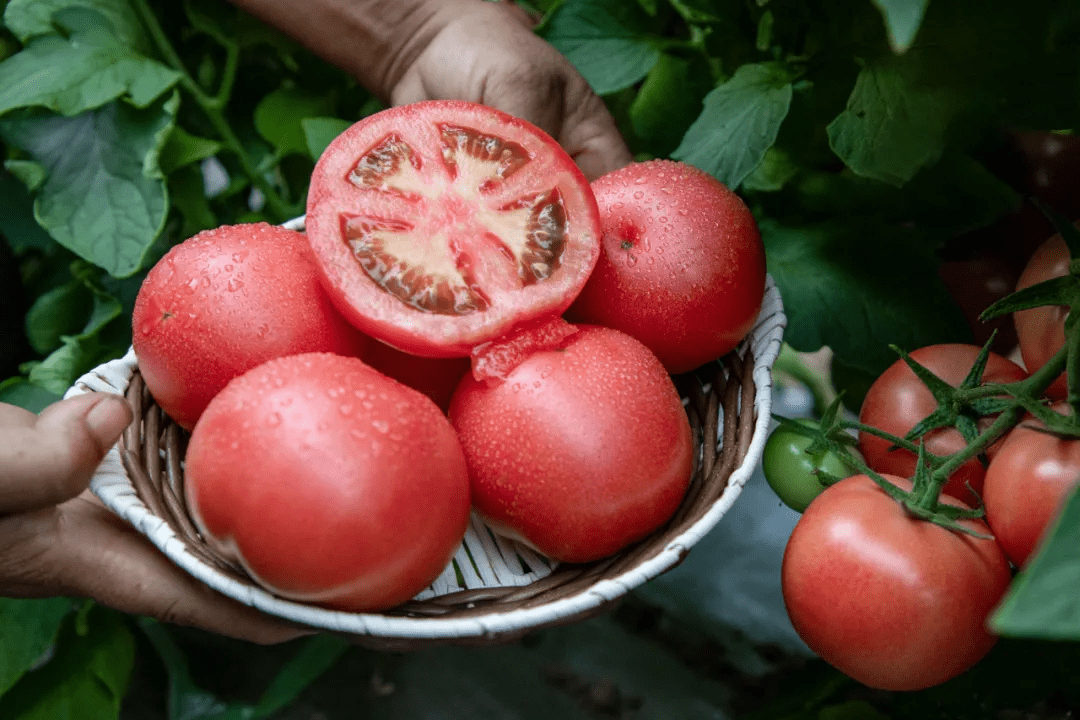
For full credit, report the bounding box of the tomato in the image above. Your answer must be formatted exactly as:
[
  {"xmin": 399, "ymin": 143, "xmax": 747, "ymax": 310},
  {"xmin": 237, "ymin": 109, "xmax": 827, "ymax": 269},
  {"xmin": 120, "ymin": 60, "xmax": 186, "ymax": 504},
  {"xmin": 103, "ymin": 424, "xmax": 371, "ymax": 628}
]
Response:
[
  {"xmin": 762, "ymin": 419, "xmax": 855, "ymax": 512},
  {"xmin": 185, "ymin": 352, "xmax": 471, "ymax": 612},
  {"xmin": 566, "ymin": 160, "xmax": 766, "ymax": 374},
  {"xmin": 362, "ymin": 340, "xmax": 471, "ymax": 413},
  {"xmin": 448, "ymin": 321, "xmax": 693, "ymax": 564},
  {"xmin": 782, "ymin": 474, "xmax": 1011, "ymax": 691},
  {"xmin": 1014, "ymin": 232, "xmax": 1071, "ymax": 399},
  {"xmin": 132, "ymin": 223, "xmax": 368, "ymax": 430},
  {"xmin": 857, "ymin": 344, "xmax": 1028, "ymax": 503},
  {"xmin": 937, "ymin": 250, "xmax": 1019, "ymax": 353},
  {"xmin": 983, "ymin": 410, "xmax": 1080, "ymax": 567},
  {"xmin": 305, "ymin": 100, "xmax": 602, "ymax": 358}
]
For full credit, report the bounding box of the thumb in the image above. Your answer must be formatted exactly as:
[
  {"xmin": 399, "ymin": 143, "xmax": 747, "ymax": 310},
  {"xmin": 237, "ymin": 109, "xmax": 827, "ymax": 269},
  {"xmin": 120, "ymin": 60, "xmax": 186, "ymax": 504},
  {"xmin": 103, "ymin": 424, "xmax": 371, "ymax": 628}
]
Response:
[{"xmin": 0, "ymin": 394, "xmax": 132, "ymax": 514}]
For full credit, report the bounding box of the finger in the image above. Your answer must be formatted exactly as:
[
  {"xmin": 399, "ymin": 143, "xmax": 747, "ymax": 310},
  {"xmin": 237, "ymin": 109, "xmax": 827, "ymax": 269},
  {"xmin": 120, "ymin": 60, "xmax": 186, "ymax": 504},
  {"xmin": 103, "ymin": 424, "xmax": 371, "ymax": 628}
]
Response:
[
  {"xmin": 560, "ymin": 93, "xmax": 635, "ymax": 182},
  {"xmin": 5, "ymin": 495, "xmax": 310, "ymax": 644},
  {"xmin": 0, "ymin": 394, "xmax": 132, "ymax": 514}
]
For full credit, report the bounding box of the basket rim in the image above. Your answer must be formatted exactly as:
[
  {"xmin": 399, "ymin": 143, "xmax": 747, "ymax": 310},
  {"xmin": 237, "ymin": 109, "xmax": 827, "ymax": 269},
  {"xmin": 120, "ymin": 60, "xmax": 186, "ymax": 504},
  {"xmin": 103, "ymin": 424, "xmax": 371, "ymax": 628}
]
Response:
[{"xmin": 74, "ymin": 276, "xmax": 785, "ymax": 641}]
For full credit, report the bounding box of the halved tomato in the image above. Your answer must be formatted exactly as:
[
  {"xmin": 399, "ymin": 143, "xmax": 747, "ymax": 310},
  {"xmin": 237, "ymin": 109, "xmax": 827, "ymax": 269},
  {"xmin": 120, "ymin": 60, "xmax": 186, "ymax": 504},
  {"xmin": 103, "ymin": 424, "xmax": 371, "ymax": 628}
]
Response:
[{"xmin": 305, "ymin": 101, "xmax": 602, "ymax": 357}]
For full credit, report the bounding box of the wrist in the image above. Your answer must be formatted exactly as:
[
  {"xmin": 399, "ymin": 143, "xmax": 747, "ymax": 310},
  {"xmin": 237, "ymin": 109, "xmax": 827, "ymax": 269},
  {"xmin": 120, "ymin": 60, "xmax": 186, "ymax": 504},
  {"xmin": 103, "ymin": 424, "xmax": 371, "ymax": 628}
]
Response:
[{"xmin": 229, "ymin": 0, "xmax": 481, "ymax": 100}]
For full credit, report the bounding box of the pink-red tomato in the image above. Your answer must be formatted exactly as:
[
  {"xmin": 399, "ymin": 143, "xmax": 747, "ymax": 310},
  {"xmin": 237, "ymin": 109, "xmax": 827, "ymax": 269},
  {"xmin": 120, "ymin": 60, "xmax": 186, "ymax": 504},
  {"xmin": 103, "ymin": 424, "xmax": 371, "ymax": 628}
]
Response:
[
  {"xmin": 1014, "ymin": 232, "xmax": 1071, "ymax": 399},
  {"xmin": 566, "ymin": 160, "xmax": 766, "ymax": 374},
  {"xmin": 983, "ymin": 410, "xmax": 1080, "ymax": 567},
  {"xmin": 305, "ymin": 100, "xmax": 601, "ymax": 358},
  {"xmin": 363, "ymin": 340, "xmax": 471, "ymax": 412},
  {"xmin": 858, "ymin": 344, "xmax": 1028, "ymax": 503},
  {"xmin": 185, "ymin": 352, "xmax": 471, "ymax": 612},
  {"xmin": 782, "ymin": 474, "xmax": 1011, "ymax": 691},
  {"xmin": 132, "ymin": 223, "xmax": 367, "ymax": 430},
  {"xmin": 448, "ymin": 321, "xmax": 693, "ymax": 563}
]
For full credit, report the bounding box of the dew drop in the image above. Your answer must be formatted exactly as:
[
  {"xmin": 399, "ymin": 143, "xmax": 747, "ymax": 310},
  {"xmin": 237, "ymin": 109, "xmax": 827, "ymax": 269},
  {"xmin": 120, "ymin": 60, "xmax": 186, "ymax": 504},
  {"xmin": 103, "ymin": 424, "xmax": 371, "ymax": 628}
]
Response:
[
  {"xmin": 633, "ymin": 191, "xmax": 644, "ymax": 200},
  {"xmin": 265, "ymin": 412, "xmax": 282, "ymax": 427},
  {"xmin": 227, "ymin": 278, "xmax": 244, "ymax": 292},
  {"xmin": 373, "ymin": 419, "xmax": 390, "ymax": 434},
  {"xmin": 339, "ymin": 403, "xmax": 353, "ymax": 415}
]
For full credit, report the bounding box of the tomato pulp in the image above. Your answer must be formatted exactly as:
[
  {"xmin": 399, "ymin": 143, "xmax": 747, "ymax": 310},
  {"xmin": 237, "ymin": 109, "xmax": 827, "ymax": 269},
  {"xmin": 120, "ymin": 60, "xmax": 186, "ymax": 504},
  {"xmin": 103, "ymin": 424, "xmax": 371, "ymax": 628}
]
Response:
[{"xmin": 305, "ymin": 101, "xmax": 601, "ymax": 357}]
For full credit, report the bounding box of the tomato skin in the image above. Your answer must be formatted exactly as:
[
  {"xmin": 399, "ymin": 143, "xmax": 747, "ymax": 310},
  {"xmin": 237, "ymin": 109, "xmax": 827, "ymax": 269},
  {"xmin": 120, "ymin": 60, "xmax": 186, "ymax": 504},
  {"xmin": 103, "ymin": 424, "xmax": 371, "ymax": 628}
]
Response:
[
  {"xmin": 858, "ymin": 344, "xmax": 1028, "ymax": 503},
  {"xmin": 185, "ymin": 352, "xmax": 471, "ymax": 612},
  {"xmin": 448, "ymin": 324, "xmax": 693, "ymax": 563},
  {"xmin": 1014, "ymin": 232, "xmax": 1071, "ymax": 399},
  {"xmin": 567, "ymin": 160, "xmax": 766, "ymax": 374},
  {"xmin": 782, "ymin": 474, "xmax": 1011, "ymax": 691},
  {"xmin": 132, "ymin": 223, "xmax": 368, "ymax": 430},
  {"xmin": 983, "ymin": 413, "xmax": 1080, "ymax": 567},
  {"xmin": 363, "ymin": 340, "xmax": 470, "ymax": 412},
  {"xmin": 762, "ymin": 419, "xmax": 854, "ymax": 512},
  {"xmin": 305, "ymin": 100, "xmax": 602, "ymax": 358}
]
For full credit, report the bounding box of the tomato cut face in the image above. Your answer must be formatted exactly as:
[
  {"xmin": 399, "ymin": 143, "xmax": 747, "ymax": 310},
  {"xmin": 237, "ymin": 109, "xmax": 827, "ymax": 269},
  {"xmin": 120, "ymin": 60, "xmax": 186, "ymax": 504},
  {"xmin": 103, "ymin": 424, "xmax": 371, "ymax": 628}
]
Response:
[{"xmin": 306, "ymin": 101, "xmax": 602, "ymax": 357}]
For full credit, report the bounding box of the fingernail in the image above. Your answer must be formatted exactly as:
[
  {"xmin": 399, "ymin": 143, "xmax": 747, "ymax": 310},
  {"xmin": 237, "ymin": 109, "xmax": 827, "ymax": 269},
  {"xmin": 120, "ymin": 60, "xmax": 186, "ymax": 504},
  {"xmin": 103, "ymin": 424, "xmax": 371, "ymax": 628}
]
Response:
[{"xmin": 86, "ymin": 396, "xmax": 133, "ymax": 442}]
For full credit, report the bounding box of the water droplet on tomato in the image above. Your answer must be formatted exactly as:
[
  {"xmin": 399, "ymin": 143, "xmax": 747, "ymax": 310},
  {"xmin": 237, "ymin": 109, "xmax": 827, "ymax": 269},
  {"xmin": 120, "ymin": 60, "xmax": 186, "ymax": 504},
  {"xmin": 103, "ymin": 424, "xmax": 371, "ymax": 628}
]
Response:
[
  {"xmin": 227, "ymin": 278, "xmax": 244, "ymax": 292},
  {"xmin": 373, "ymin": 419, "xmax": 390, "ymax": 434},
  {"xmin": 634, "ymin": 176, "xmax": 647, "ymax": 185},
  {"xmin": 339, "ymin": 403, "xmax": 353, "ymax": 415},
  {"xmin": 265, "ymin": 412, "xmax": 281, "ymax": 427},
  {"xmin": 633, "ymin": 191, "xmax": 644, "ymax": 200},
  {"xmin": 626, "ymin": 254, "xmax": 638, "ymax": 266}
]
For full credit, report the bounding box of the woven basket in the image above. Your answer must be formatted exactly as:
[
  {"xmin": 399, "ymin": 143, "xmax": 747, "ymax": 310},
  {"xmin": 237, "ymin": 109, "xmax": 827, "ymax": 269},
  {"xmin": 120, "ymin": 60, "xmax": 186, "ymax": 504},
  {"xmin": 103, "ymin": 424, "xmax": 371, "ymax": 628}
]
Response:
[{"xmin": 72, "ymin": 245, "xmax": 785, "ymax": 649}]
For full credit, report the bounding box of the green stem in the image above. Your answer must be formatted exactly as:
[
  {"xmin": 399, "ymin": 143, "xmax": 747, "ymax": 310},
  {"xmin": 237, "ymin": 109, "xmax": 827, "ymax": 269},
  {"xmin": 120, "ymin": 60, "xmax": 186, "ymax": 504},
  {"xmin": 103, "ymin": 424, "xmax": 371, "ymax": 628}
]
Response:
[
  {"xmin": 132, "ymin": 0, "xmax": 295, "ymax": 222},
  {"xmin": 773, "ymin": 344, "xmax": 835, "ymax": 417}
]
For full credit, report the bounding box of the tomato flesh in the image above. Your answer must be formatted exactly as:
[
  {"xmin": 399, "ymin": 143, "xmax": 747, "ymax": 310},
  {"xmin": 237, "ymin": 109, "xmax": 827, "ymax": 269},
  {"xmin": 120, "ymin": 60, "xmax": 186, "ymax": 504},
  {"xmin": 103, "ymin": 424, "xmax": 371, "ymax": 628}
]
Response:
[{"xmin": 306, "ymin": 101, "xmax": 601, "ymax": 357}]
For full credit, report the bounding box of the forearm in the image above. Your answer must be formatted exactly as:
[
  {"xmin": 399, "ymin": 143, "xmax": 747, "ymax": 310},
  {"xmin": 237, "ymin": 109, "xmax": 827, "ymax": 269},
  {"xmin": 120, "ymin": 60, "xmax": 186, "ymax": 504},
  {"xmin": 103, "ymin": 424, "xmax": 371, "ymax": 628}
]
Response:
[{"xmin": 227, "ymin": 0, "xmax": 472, "ymax": 100}]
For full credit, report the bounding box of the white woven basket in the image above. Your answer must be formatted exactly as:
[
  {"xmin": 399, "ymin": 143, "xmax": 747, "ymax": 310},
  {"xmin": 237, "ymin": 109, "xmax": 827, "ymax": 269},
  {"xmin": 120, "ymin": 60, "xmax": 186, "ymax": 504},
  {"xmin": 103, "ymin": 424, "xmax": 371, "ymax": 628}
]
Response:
[{"xmin": 71, "ymin": 265, "xmax": 785, "ymax": 647}]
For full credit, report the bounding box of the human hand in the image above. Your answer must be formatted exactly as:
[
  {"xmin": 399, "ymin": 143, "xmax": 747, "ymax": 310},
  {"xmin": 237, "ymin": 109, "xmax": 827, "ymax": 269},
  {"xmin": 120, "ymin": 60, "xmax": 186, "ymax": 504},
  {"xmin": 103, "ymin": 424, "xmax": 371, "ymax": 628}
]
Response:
[
  {"xmin": 387, "ymin": 0, "xmax": 633, "ymax": 181},
  {"xmin": 0, "ymin": 392, "xmax": 308, "ymax": 644}
]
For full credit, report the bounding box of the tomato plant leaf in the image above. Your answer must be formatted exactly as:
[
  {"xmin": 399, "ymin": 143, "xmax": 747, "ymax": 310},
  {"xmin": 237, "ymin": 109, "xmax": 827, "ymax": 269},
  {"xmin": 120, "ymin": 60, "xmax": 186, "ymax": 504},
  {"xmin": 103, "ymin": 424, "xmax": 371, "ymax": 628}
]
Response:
[
  {"xmin": 629, "ymin": 53, "xmax": 713, "ymax": 158},
  {"xmin": 539, "ymin": 0, "xmax": 662, "ymax": 95},
  {"xmin": 301, "ymin": 116, "xmax": 351, "ymax": 161},
  {"xmin": 248, "ymin": 636, "xmax": 349, "ymax": 718},
  {"xmin": 0, "ymin": 8, "xmax": 181, "ymax": 117},
  {"xmin": 668, "ymin": 0, "xmax": 724, "ymax": 24},
  {"xmin": 24, "ymin": 275, "xmax": 92, "ymax": 355},
  {"xmin": 0, "ymin": 598, "xmax": 72, "ymax": 697},
  {"xmin": 3, "ymin": 0, "xmax": 149, "ymax": 52},
  {"xmin": 0, "ymin": 378, "xmax": 61, "ymax": 412},
  {"xmin": 0, "ymin": 606, "xmax": 134, "ymax": 720},
  {"xmin": 168, "ymin": 164, "xmax": 219, "ymax": 238},
  {"xmin": 159, "ymin": 126, "xmax": 222, "ymax": 175},
  {"xmin": 742, "ymin": 147, "xmax": 799, "ymax": 192},
  {"xmin": 762, "ymin": 218, "xmax": 969, "ymax": 376},
  {"xmin": 0, "ymin": 92, "xmax": 177, "ymax": 278},
  {"xmin": 253, "ymin": 85, "xmax": 336, "ymax": 158},
  {"xmin": 991, "ymin": 486, "xmax": 1080, "ymax": 639},
  {"xmin": 672, "ymin": 62, "xmax": 793, "ymax": 189},
  {"xmin": 0, "ymin": 169, "xmax": 52, "ymax": 252},
  {"xmin": 826, "ymin": 47, "xmax": 959, "ymax": 186},
  {"xmin": 870, "ymin": 0, "xmax": 930, "ymax": 53}
]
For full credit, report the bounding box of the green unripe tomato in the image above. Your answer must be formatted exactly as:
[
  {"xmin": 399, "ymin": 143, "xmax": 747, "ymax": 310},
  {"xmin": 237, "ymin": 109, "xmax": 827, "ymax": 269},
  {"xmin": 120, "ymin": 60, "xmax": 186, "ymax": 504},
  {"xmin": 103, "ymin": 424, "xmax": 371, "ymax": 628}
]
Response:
[{"xmin": 762, "ymin": 419, "xmax": 855, "ymax": 512}]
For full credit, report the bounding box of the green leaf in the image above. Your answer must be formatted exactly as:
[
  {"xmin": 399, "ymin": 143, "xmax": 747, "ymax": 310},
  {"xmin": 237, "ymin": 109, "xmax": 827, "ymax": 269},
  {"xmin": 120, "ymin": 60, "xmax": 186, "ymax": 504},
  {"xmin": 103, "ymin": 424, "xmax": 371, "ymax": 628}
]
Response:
[
  {"xmin": 3, "ymin": 0, "xmax": 149, "ymax": 52},
  {"xmin": 871, "ymin": 0, "xmax": 930, "ymax": 53},
  {"xmin": 0, "ymin": 93, "xmax": 177, "ymax": 278},
  {"xmin": 254, "ymin": 85, "xmax": 337, "ymax": 158},
  {"xmin": 991, "ymin": 486, "xmax": 1080, "ymax": 639},
  {"xmin": 741, "ymin": 146, "xmax": 799, "ymax": 192},
  {"xmin": 4, "ymin": 160, "xmax": 46, "ymax": 193},
  {"xmin": 762, "ymin": 217, "xmax": 969, "ymax": 376},
  {"xmin": 629, "ymin": 53, "xmax": 713, "ymax": 158},
  {"xmin": 0, "ymin": 7, "xmax": 181, "ymax": 117},
  {"xmin": 24, "ymin": 275, "xmax": 91, "ymax": 354},
  {"xmin": 301, "ymin": 117, "xmax": 352, "ymax": 161},
  {"xmin": 669, "ymin": 0, "xmax": 724, "ymax": 23},
  {"xmin": 168, "ymin": 164, "xmax": 218, "ymax": 238},
  {"xmin": 0, "ymin": 169, "xmax": 53, "ymax": 252},
  {"xmin": 539, "ymin": 0, "xmax": 662, "ymax": 95},
  {"xmin": 159, "ymin": 126, "xmax": 221, "ymax": 175},
  {"xmin": 249, "ymin": 636, "xmax": 349, "ymax": 718},
  {"xmin": 672, "ymin": 62, "xmax": 793, "ymax": 189},
  {"xmin": 0, "ymin": 377, "xmax": 61, "ymax": 412},
  {"xmin": 827, "ymin": 47, "xmax": 960, "ymax": 186},
  {"xmin": 0, "ymin": 606, "xmax": 134, "ymax": 720},
  {"xmin": 0, "ymin": 598, "xmax": 72, "ymax": 697}
]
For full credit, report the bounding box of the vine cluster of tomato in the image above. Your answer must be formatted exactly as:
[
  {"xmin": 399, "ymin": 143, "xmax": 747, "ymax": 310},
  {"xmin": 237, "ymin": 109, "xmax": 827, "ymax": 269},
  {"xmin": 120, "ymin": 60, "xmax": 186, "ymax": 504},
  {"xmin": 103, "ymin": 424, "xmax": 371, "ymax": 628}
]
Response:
[
  {"xmin": 763, "ymin": 206, "xmax": 1080, "ymax": 691},
  {"xmin": 130, "ymin": 101, "xmax": 767, "ymax": 613}
]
